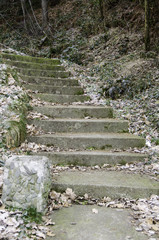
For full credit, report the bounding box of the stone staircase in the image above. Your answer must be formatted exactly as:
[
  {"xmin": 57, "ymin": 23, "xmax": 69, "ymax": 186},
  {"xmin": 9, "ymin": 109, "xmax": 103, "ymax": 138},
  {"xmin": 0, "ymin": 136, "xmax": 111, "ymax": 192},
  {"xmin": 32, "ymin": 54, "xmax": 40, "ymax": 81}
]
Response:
[{"xmin": 1, "ymin": 53, "xmax": 159, "ymax": 200}]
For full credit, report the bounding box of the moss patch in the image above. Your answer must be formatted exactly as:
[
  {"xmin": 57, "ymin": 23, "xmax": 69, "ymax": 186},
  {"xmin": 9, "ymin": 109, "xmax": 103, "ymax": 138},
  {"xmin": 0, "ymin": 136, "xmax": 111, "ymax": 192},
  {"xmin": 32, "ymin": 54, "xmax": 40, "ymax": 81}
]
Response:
[{"xmin": 4, "ymin": 117, "xmax": 26, "ymax": 148}]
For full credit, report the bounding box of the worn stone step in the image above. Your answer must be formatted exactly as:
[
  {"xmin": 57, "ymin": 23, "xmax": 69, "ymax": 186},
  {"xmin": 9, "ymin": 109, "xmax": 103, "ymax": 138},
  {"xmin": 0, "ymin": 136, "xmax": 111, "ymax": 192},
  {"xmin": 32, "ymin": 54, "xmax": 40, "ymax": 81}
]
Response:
[
  {"xmin": 29, "ymin": 119, "xmax": 128, "ymax": 133},
  {"xmin": 24, "ymin": 84, "xmax": 84, "ymax": 95},
  {"xmin": 17, "ymin": 68, "xmax": 70, "ymax": 78},
  {"xmin": 5, "ymin": 60, "xmax": 65, "ymax": 71},
  {"xmin": 33, "ymin": 93, "xmax": 89, "ymax": 103},
  {"xmin": 52, "ymin": 170, "xmax": 159, "ymax": 199},
  {"xmin": 21, "ymin": 75, "xmax": 79, "ymax": 86},
  {"xmin": 1, "ymin": 53, "xmax": 60, "ymax": 65},
  {"xmin": 47, "ymin": 205, "xmax": 147, "ymax": 240},
  {"xmin": 33, "ymin": 105, "xmax": 113, "ymax": 119},
  {"xmin": 28, "ymin": 133, "xmax": 145, "ymax": 150},
  {"xmin": 34, "ymin": 151, "xmax": 146, "ymax": 166}
]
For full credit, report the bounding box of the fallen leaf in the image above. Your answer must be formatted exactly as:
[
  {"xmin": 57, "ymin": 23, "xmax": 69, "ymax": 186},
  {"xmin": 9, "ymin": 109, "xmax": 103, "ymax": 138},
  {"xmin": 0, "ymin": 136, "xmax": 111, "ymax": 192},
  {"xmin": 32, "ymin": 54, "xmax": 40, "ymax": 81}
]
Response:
[
  {"xmin": 47, "ymin": 231, "xmax": 56, "ymax": 237},
  {"xmin": 92, "ymin": 208, "xmax": 98, "ymax": 214}
]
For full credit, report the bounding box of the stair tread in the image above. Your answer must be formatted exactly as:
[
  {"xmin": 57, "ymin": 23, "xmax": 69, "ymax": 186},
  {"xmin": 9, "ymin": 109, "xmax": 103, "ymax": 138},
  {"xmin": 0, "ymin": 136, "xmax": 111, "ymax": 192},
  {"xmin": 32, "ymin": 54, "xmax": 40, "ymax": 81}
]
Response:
[
  {"xmin": 21, "ymin": 75, "xmax": 77, "ymax": 81},
  {"xmin": 53, "ymin": 170, "xmax": 158, "ymax": 188},
  {"xmin": 33, "ymin": 93, "xmax": 89, "ymax": 103},
  {"xmin": 24, "ymin": 84, "xmax": 84, "ymax": 95},
  {"xmin": 17, "ymin": 68, "xmax": 68, "ymax": 73},
  {"xmin": 17, "ymin": 68, "xmax": 70, "ymax": 78},
  {"xmin": 34, "ymin": 93, "xmax": 87, "ymax": 96},
  {"xmin": 28, "ymin": 132, "xmax": 145, "ymax": 149},
  {"xmin": 30, "ymin": 132, "xmax": 143, "ymax": 138},
  {"xmin": 36, "ymin": 150, "xmax": 146, "ymax": 156},
  {"xmin": 29, "ymin": 118, "xmax": 128, "ymax": 122},
  {"xmin": 52, "ymin": 170, "xmax": 159, "ymax": 198},
  {"xmin": 24, "ymin": 84, "xmax": 82, "ymax": 88},
  {"xmin": 34, "ymin": 150, "xmax": 146, "ymax": 166},
  {"xmin": 5, "ymin": 60, "xmax": 62, "ymax": 67},
  {"xmin": 1, "ymin": 53, "xmax": 60, "ymax": 64},
  {"xmin": 33, "ymin": 104, "xmax": 112, "ymax": 109},
  {"xmin": 32, "ymin": 105, "xmax": 114, "ymax": 119}
]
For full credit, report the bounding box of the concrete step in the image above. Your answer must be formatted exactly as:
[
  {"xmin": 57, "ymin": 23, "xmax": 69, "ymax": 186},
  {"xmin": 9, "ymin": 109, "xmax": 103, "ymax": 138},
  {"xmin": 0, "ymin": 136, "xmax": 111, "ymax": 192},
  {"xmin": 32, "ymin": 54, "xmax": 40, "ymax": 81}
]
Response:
[
  {"xmin": 34, "ymin": 151, "xmax": 146, "ymax": 166},
  {"xmin": 28, "ymin": 133, "xmax": 145, "ymax": 150},
  {"xmin": 17, "ymin": 68, "xmax": 70, "ymax": 78},
  {"xmin": 33, "ymin": 93, "xmax": 89, "ymax": 103},
  {"xmin": 24, "ymin": 84, "xmax": 84, "ymax": 95},
  {"xmin": 1, "ymin": 53, "xmax": 60, "ymax": 65},
  {"xmin": 21, "ymin": 75, "xmax": 79, "ymax": 86},
  {"xmin": 47, "ymin": 205, "xmax": 147, "ymax": 240},
  {"xmin": 5, "ymin": 60, "xmax": 65, "ymax": 71},
  {"xmin": 52, "ymin": 170, "xmax": 159, "ymax": 199},
  {"xmin": 29, "ymin": 119, "xmax": 129, "ymax": 133},
  {"xmin": 33, "ymin": 105, "xmax": 113, "ymax": 119}
]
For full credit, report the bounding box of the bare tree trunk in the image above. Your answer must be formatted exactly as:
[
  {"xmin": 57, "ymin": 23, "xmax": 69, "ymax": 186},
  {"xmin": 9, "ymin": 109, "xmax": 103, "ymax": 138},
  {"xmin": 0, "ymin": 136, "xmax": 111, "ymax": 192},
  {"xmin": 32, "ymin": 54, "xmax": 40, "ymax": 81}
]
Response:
[
  {"xmin": 145, "ymin": 0, "xmax": 150, "ymax": 51},
  {"xmin": 42, "ymin": 0, "xmax": 49, "ymax": 29},
  {"xmin": 99, "ymin": 0, "xmax": 104, "ymax": 21},
  {"xmin": 28, "ymin": 0, "xmax": 42, "ymax": 31},
  {"xmin": 20, "ymin": 0, "xmax": 27, "ymax": 30}
]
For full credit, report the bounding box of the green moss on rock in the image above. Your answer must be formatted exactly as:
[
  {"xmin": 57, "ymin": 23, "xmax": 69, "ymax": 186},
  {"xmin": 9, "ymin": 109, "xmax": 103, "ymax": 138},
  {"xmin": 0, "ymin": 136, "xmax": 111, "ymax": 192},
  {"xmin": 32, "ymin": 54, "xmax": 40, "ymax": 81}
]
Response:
[{"xmin": 4, "ymin": 118, "xmax": 26, "ymax": 148}]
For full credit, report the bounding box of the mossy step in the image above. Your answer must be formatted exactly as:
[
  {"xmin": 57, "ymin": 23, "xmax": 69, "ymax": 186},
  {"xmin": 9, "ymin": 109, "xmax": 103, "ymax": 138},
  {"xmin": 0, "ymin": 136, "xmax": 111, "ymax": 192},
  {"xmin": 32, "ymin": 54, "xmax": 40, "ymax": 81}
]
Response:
[
  {"xmin": 1, "ymin": 53, "xmax": 60, "ymax": 65},
  {"xmin": 28, "ymin": 119, "xmax": 128, "ymax": 133},
  {"xmin": 17, "ymin": 68, "xmax": 70, "ymax": 78},
  {"xmin": 21, "ymin": 75, "xmax": 79, "ymax": 86},
  {"xmin": 52, "ymin": 170, "xmax": 159, "ymax": 199},
  {"xmin": 24, "ymin": 84, "xmax": 84, "ymax": 95},
  {"xmin": 33, "ymin": 105, "xmax": 113, "ymax": 119},
  {"xmin": 34, "ymin": 151, "xmax": 147, "ymax": 166},
  {"xmin": 33, "ymin": 93, "xmax": 89, "ymax": 103},
  {"xmin": 28, "ymin": 133, "xmax": 145, "ymax": 150},
  {"xmin": 5, "ymin": 60, "xmax": 65, "ymax": 71}
]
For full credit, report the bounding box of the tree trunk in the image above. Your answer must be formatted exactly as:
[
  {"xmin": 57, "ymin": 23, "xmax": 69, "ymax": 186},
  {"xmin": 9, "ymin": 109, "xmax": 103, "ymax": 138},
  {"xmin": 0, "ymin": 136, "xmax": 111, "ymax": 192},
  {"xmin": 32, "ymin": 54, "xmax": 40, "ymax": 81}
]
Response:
[
  {"xmin": 20, "ymin": 0, "xmax": 27, "ymax": 29},
  {"xmin": 99, "ymin": 0, "xmax": 104, "ymax": 21},
  {"xmin": 42, "ymin": 0, "xmax": 49, "ymax": 29},
  {"xmin": 145, "ymin": 0, "xmax": 150, "ymax": 51}
]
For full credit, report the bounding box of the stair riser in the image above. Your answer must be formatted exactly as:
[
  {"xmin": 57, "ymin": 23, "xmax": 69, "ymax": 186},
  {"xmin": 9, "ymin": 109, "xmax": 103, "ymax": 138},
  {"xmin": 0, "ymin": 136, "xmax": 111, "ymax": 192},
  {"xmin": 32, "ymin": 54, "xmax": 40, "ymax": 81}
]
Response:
[
  {"xmin": 1, "ymin": 53, "xmax": 60, "ymax": 65},
  {"xmin": 34, "ymin": 94, "xmax": 89, "ymax": 103},
  {"xmin": 17, "ymin": 68, "xmax": 70, "ymax": 78},
  {"xmin": 33, "ymin": 106, "xmax": 114, "ymax": 119},
  {"xmin": 6, "ymin": 61, "xmax": 65, "ymax": 71},
  {"xmin": 29, "ymin": 120, "xmax": 128, "ymax": 133},
  {"xmin": 33, "ymin": 152, "xmax": 146, "ymax": 166},
  {"xmin": 24, "ymin": 85, "xmax": 84, "ymax": 95},
  {"xmin": 52, "ymin": 183, "xmax": 159, "ymax": 199},
  {"xmin": 21, "ymin": 76, "xmax": 79, "ymax": 86},
  {"xmin": 28, "ymin": 136, "xmax": 145, "ymax": 150}
]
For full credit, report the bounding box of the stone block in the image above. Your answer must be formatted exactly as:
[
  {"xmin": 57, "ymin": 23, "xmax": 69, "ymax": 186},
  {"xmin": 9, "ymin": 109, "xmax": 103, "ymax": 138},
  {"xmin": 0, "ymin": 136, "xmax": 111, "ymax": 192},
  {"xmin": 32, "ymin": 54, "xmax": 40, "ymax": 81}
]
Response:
[{"xmin": 2, "ymin": 155, "xmax": 51, "ymax": 212}]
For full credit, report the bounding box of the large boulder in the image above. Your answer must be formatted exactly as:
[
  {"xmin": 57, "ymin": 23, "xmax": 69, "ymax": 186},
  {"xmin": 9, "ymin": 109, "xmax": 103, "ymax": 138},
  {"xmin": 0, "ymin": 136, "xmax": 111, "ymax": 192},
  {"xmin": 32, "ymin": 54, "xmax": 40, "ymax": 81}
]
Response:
[{"xmin": 2, "ymin": 155, "xmax": 51, "ymax": 212}]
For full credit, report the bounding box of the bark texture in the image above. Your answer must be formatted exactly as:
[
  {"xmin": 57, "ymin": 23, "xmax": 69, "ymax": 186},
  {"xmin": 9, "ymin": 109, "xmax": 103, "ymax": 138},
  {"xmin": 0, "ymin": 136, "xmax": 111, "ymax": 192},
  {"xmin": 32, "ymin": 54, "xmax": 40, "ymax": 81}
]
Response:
[
  {"xmin": 42, "ymin": 0, "xmax": 49, "ymax": 29},
  {"xmin": 145, "ymin": 0, "xmax": 150, "ymax": 51}
]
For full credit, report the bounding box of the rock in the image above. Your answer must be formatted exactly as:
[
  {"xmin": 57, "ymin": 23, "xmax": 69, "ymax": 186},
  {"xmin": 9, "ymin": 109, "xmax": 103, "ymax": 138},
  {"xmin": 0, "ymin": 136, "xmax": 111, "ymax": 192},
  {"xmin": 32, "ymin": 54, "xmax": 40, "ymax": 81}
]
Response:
[
  {"xmin": 108, "ymin": 87, "xmax": 117, "ymax": 99},
  {"xmin": 2, "ymin": 155, "xmax": 51, "ymax": 212}
]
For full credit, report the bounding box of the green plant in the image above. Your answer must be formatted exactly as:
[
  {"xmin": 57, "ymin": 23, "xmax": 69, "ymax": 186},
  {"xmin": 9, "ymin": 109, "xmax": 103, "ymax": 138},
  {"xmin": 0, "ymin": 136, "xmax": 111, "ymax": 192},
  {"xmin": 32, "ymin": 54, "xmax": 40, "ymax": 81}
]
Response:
[
  {"xmin": 119, "ymin": 159, "xmax": 127, "ymax": 165},
  {"xmin": 152, "ymin": 138, "xmax": 159, "ymax": 145},
  {"xmin": 23, "ymin": 206, "xmax": 43, "ymax": 224},
  {"xmin": 87, "ymin": 146, "xmax": 97, "ymax": 150},
  {"xmin": 100, "ymin": 145, "xmax": 112, "ymax": 150}
]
